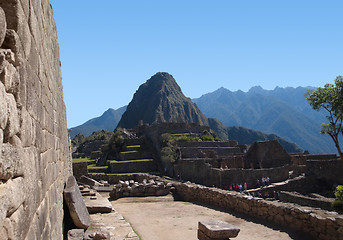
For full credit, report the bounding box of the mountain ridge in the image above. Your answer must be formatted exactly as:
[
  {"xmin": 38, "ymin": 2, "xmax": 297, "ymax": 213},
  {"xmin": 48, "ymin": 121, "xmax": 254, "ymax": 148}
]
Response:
[
  {"xmin": 117, "ymin": 72, "xmax": 208, "ymax": 128},
  {"xmin": 193, "ymin": 86, "xmax": 336, "ymax": 154},
  {"xmin": 69, "ymin": 106, "xmax": 127, "ymax": 139}
]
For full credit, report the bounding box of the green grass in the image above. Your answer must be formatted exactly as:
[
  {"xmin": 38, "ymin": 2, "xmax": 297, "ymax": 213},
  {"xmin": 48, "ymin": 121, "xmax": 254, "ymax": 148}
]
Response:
[
  {"xmin": 126, "ymin": 145, "xmax": 141, "ymax": 148},
  {"xmin": 120, "ymin": 150, "xmax": 139, "ymax": 154},
  {"xmin": 72, "ymin": 158, "xmax": 95, "ymax": 163},
  {"xmin": 109, "ymin": 159, "xmax": 153, "ymax": 163},
  {"xmin": 87, "ymin": 164, "xmax": 108, "ymax": 169}
]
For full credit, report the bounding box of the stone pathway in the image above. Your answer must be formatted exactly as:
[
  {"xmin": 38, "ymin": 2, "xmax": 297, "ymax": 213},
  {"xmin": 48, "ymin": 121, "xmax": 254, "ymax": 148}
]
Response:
[{"xmin": 89, "ymin": 211, "xmax": 139, "ymax": 240}]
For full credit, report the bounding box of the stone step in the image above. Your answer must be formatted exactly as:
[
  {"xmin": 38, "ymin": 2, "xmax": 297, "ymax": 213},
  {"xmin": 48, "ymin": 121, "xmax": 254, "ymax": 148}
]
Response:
[
  {"xmin": 124, "ymin": 138, "xmax": 145, "ymax": 146},
  {"xmin": 87, "ymin": 165, "xmax": 109, "ymax": 173},
  {"xmin": 180, "ymin": 147, "xmax": 241, "ymax": 158},
  {"xmin": 177, "ymin": 141, "xmax": 237, "ymax": 148},
  {"xmin": 119, "ymin": 151, "xmax": 153, "ymax": 161},
  {"xmin": 124, "ymin": 145, "xmax": 141, "ymax": 151},
  {"xmin": 109, "ymin": 159, "xmax": 157, "ymax": 174}
]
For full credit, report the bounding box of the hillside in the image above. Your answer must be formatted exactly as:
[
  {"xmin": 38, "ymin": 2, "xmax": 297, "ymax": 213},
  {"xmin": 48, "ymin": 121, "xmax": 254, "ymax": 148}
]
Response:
[
  {"xmin": 193, "ymin": 86, "xmax": 336, "ymax": 154},
  {"xmin": 117, "ymin": 72, "xmax": 208, "ymax": 129},
  {"xmin": 208, "ymin": 118, "xmax": 302, "ymax": 153},
  {"xmin": 69, "ymin": 106, "xmax": 127, "ymax": 139}
]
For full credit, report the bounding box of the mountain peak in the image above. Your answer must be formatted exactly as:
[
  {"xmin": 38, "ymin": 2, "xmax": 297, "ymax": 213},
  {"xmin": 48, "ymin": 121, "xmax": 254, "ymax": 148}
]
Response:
[{"xmin": 117, "ymin": 72, "xmax": 209, "ymax": 129}]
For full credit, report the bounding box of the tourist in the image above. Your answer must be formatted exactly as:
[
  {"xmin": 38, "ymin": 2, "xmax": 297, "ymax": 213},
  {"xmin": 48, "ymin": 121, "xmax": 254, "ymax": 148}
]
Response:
[
  {"xmin": 229, "ymin": 185, "xmax": 232, "ymax": 191},
  {"xmin": 266, "ymin": 176, "xmax": 270, "ymax": 185},
  {"xmin": 244, "ymin": 182, "xmax": 247, "ymax": 191},
  {"xmin": 262, "ymin": 177, "xmax": 266, "ymax": 187},
  {"xmin": 239, "ymin": 184, "xmax": 243, "ymax": 192}
]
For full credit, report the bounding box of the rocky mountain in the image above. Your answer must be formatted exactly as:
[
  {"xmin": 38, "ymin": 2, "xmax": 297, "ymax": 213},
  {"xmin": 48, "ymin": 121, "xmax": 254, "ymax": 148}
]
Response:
[
  {"xmin": 208, "ymin": 118, "xmax": 303, "ymax": 153},
  {"xmin": 69, "ymin": 106, "xmax": 127, "ymax": 139},
  {"xmin": 117, "ymin": 72, "xmax": 209, "ymax": 129},
  {"xmin": 193, "ymin": 86, "xmax": 336, "ymax": 154}
]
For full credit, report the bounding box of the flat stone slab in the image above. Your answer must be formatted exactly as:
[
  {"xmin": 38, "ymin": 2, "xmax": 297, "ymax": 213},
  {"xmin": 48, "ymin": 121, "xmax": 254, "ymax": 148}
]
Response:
[
  {"xmin": 64, "ymin": 176, "xmax": 91, "ymax": 229},
  {"xmin": 89, "ymin": 211, "xmax": 139, "ymax": 240},
  {"xmin": 84, "ymin": 193, "xmax": 113, "ymax": 214},
  {"xmin": 80, "ymin": 175, "xmax": 104, "ymax": 187},
  {"xmin": 198, "ymin": 220, "xmax": 240, "ymax": 239},
  {"xmin": 198, "ymin": 229, "xmax": 228, "ymax": 240}
]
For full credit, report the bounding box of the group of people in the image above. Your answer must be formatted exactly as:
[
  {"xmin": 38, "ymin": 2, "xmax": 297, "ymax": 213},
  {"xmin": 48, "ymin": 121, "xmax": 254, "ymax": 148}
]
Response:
[
  {"xmin": 256, "ymin": 176, "xmax": 270, "ymax": 187},
  {"xmin": 228, "ymin": 182, "xmax": 248, "ymax": 192}
]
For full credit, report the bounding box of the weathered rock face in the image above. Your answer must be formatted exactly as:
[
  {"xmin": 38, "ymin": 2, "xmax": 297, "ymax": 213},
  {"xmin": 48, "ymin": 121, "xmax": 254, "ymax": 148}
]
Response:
[
  {"xmin": 0, "ymin": 1, "xmax": 72, "ymax": 239},
  {"xmin": 117, "ymin": 72, "xmax": 209, "ymax": 129}
]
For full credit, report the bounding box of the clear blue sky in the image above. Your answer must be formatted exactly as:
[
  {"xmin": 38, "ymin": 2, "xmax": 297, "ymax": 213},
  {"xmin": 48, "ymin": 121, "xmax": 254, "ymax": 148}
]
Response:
[{"xmin": 49, "ymin": 0, "xmax": 343, "ymax": 128}]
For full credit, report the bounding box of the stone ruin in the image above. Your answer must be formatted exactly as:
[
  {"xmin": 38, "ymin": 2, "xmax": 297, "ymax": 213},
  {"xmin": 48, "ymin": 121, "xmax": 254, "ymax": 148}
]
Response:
[
  {"xmin": 110, "ymin": 178, "xmax": 174, "ymax": 200},
  {"xmin": 0, "ymin": 1, "xmax": 72, "ymax": 239}
]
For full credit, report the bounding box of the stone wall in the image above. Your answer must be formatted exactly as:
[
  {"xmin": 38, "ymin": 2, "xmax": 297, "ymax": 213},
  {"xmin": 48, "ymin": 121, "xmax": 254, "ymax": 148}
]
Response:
[
  {"xmin": 179, "ymin": 147, "xmax": 241, "ymax": 158},
  {"xmin": 174, "ymin": 159, "xmax": 290, "ymax": 189},
  {"xmin": 306, "ymin": 159, "xmax": 343, "ymax": 185},
  {"xmin": 174, "ymin": 182, "xmax": 343, "ymax": 240},
  {"xmin": 279, "ymin": 191, "xmax": 334, "ymax": 211},
  {"xmin": 0, "ymin": 1, "xmax": 72, "ymax": 239},
  {"xmin": 73, "ymin": 162, "xmax": 88, "ymax": 181},
  {"xmin": 109, "ymin": 160, "xmax": 157, "ymax": 173},
  {"xmin": 290, "ymin": 154, "xmax": 337, "ymax": 165}
]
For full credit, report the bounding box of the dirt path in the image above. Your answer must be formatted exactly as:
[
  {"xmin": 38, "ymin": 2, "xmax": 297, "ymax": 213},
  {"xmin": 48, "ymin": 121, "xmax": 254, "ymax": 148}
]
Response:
[{"xmin": 111, "ymin": 194, "xmax": 311, "ymax": 240}]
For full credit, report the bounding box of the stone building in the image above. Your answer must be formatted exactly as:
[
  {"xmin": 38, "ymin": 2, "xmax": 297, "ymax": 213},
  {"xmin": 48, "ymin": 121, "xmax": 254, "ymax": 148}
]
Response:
[{"xmin": 0, "ymin": 0, "xmax": 72, "ymax": 239}]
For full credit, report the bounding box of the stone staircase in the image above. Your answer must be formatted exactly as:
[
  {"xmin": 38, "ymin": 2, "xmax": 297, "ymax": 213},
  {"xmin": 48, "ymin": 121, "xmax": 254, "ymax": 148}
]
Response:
[{"xmin": 108, "ymin": 138, "xmax": 158, "ymax": 174}]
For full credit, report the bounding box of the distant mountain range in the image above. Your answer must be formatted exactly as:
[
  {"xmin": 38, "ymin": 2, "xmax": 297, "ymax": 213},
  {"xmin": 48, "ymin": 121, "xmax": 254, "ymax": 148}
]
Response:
[
  {"xmin": 193, "ymin": 86, "xmax": 337, "ymax": 154},
  {"xmin": 208, "ymin": 118, "xmax": 302, "ymax": 153},
  {"xmin": 69, "ymin": 106, "xmax": 126, "ymax": 139},
  {"xmin": 69, "ymin": 76, "xmax": 338, "ymax": 154}
]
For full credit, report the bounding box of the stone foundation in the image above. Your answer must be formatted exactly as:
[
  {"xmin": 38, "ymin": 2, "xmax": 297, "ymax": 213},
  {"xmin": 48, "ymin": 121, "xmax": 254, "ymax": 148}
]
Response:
[{"xmin": 174, "ymin": 159, "xmax": 290, "ymax": 189}]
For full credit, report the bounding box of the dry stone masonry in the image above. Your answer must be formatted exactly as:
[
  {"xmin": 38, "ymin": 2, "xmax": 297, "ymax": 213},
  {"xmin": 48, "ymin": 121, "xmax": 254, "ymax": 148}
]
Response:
[{"xmin": 0, "ymin": 0, "xmax": 72, "ymax": 239}]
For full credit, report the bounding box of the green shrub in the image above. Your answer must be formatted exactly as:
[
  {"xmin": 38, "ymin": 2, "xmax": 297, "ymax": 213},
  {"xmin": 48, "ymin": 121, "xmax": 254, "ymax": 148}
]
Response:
[{"xmin": 334, "ymin": 185, "xmax": 343, "ymax": 201}]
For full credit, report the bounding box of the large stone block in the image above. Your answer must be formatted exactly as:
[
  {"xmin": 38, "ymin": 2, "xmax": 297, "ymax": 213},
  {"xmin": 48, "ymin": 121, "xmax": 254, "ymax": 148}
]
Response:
[
  {"xmin": 0, "ymin": 82, "xmax": 8, "ymax": 129},
  {"xmin": 4, "ymin": 93, "xmax": 19, "ymax": 140},
  {"xmin": 1, "ymin": 60, "xmax": 19, "ymax": 94},
  {"xmin": 0, "ymin": 143, "xmax": 24, "ymax": 180},
  {"xmin": 0, "ymin": 7, "xmax": 6, "ymax": 47},
  {"xmin": 64, "ymin": 176, "xmax": 91, "ymax": 229},
  {"xmin": 0, "ymin": 177, "xmax": 24, "ymax": 223},
  {"xmin": 198, "ymin": 220, "xmax": 240, "ymax": 239},
  {"xmin": 67, "ymin": 229, "xmax": 85, "ymax": 240}
]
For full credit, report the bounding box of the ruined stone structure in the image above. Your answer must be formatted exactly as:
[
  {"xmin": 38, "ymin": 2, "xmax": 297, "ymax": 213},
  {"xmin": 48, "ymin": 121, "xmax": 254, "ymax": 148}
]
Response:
[
  {"xmin": 245, "ymin": 140, "xmax": 292, "ymax": 169},
  {"xmin": 0, "ymin": 1, "xmax": 72, "ymax": 239}
]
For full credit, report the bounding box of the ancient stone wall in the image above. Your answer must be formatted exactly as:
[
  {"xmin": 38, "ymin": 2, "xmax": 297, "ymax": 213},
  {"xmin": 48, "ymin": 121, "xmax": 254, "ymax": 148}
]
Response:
[
  {"xmin": 174, "ymin": 160, "xmax": 290, "ymax": 189},
  {"xmin": 0, "ymin": 1, "xmax": 72, "ymax": 239},
  {"xmin": 174, "ymin": 182, "xmax": 343, "ymax": 240},
  {"xmin": 306, "ymin": 159, "xmax": 343, "ymax": 185},
  {"xmin": 109, "ymin": 160, "xmax": 157, "ymax": 174},
  {"xmin": 73, "ymin": 161, "xmax": 89, "ymax": 181},
  {"xmin": 290, "ymin": 154, "xmax": 337, "ymax": 165}
]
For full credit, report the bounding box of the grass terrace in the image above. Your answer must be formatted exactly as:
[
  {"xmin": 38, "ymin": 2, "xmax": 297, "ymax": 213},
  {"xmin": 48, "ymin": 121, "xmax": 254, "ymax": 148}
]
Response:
[
  {"xmin": 109, "ymin": 159, "xmax": 154, "ymax": 163},
  {"xmin": 126, "ymin": 145, "xmax": 141, "ymax": 149},
  {"xmin": 72, "ymin": 158, "xmax": 95, "ymax": 163}
]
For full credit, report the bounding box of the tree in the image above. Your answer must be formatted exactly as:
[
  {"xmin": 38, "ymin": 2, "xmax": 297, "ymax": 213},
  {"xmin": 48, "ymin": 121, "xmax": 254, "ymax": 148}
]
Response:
[{"xmin": 306, "ymin": 76, "xmax": 343, "ymax": 160}]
